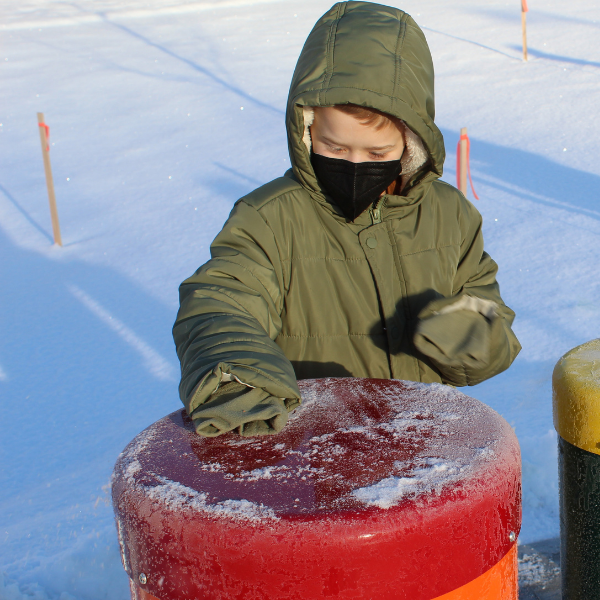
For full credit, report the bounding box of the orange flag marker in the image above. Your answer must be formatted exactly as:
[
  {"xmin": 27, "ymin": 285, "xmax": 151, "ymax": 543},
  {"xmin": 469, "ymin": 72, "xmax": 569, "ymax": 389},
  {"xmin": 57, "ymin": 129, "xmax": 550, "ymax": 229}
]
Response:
[
  {"xmin": 456, "ymin": 127, "xmax": 479, "ymax": 201},
  {"xmin": 37, "ymin": 112, "xmax": 62, "ymax": 246},
  {"xmin": 521, "ymin": 0, "xmax": 529, "ymax": 61}
]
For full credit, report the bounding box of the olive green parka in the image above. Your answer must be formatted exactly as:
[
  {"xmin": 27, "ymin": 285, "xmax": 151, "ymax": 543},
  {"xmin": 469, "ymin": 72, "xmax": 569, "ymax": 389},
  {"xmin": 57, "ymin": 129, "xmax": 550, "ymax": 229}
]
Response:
[{"xmin": 173, "ymin": 1, "xmax": 521, "ymax": 435}]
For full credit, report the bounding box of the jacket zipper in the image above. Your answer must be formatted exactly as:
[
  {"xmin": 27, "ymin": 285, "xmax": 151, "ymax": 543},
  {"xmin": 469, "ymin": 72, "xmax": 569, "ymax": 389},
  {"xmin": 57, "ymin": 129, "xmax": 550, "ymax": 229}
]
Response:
[{"xmin": 370, "ymin": 197, "xmax": 384, "ymax": 224}]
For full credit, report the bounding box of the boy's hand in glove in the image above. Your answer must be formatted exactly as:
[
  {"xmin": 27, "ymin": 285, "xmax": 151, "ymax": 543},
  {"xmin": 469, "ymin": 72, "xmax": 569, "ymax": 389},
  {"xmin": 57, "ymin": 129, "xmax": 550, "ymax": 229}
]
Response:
[
  {"xmin": 191, "ymin": 381, "xmax": 296, "ymax": 437},
  {"xmin": 413, "ymin": 294, "xmax": 512, "ymax": 387}
]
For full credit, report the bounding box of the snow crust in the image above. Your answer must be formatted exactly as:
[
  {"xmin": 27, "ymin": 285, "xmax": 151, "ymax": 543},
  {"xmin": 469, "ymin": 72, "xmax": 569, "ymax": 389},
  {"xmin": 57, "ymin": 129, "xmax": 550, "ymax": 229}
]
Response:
[
  {"xmin": 518, "ymin": 553, "xmax": 560, "ymax": 586},
  {"xmin": 352, "ymin": 458, "xmax": 468, "ymax": 509},
  {"xmin": 116, "ymin": 425, "xmax": 278, "ymax": 521},
  {"xmin": 296, "ymin": 380, "xmax": 502, "ymax": 509},
  {"xmin": 119, "ymin": 380, "xmax": 504, "ymax": 515},
  {"xmin": 144, "ymin": 477, "xmax": 278, "ymax": 521}
]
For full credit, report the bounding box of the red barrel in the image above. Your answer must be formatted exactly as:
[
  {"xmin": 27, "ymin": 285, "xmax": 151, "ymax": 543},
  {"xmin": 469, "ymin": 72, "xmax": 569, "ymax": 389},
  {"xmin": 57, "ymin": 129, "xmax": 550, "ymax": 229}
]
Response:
[{"xmin": 112, "ymin": 378, "xmax": 521, "ymax": 600}]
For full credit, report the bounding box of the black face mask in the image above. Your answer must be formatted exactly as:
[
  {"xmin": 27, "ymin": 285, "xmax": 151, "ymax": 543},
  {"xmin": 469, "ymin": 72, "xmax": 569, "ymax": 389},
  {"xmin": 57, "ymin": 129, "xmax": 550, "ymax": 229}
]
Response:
[{"xmin": 311, "ymin": 152, "xmax": 402, "ymax": 221}]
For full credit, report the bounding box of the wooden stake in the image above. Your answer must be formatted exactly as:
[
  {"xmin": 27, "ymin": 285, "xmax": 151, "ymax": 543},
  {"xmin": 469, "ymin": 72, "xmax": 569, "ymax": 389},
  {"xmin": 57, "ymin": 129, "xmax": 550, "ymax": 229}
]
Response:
[
  {"xmin": 37, "ymin": 112, "xmax": 62, "ymax": 246},
  {"xmin": 521, "ymin": 1, "xmax": 528, "ymax": 61},
  {"xmin": 459, "ymin": 127, "xmax": 468, "ymax": 196}
]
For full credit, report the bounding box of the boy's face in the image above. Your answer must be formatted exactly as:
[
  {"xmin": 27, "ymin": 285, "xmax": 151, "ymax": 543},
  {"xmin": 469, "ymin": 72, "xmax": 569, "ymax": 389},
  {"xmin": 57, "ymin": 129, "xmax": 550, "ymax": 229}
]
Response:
[{"xmin": 311, "ymin": 107, "xmax": 405, "ymax": 163}]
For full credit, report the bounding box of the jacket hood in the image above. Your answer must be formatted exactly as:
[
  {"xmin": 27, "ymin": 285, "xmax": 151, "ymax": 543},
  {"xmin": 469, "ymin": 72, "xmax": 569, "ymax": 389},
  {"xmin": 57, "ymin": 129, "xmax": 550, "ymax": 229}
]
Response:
[{"xmin": 286, "ymin": 1, "xmax": 445, "ymax": 200}]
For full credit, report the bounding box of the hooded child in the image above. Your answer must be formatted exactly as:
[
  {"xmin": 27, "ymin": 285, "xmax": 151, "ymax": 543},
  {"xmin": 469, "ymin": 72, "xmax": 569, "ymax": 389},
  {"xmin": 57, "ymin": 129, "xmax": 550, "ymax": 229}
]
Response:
[{"xmin": 173, "ymin": 1, "xmax": 521, "ymax": 437}]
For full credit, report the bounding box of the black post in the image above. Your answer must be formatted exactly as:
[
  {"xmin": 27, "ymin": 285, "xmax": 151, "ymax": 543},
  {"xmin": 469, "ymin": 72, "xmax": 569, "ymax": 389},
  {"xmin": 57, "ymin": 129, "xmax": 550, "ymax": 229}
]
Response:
[{"xmin": 559, "ymin": 435, "xmax": 600, "ymax": 599}]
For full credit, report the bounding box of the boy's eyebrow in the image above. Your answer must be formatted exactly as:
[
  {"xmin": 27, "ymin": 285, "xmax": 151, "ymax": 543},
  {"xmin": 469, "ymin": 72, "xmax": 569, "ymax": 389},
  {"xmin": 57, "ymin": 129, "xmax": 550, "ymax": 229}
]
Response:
[
  {"xmin": 321, "ymin": 136, "xmax": 397, "ymax": 151},
  {"xmin": 321, "ymin": 135, "xmax": 345, "ymax": 147},
  {"xmin": 366, "ymin": 144, "xmax": 396, "ymax": 151}
]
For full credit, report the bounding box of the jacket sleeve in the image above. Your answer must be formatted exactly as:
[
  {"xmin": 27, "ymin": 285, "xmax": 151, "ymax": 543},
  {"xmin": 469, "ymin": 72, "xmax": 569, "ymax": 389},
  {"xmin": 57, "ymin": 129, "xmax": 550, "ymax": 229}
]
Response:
[
  {"xmin": 413, "ymin": 199, "xmax": 521, "ymax": 386},
  {"xmin": 173, "ymin": 200, "xmax": 301, "ymax": 422}
]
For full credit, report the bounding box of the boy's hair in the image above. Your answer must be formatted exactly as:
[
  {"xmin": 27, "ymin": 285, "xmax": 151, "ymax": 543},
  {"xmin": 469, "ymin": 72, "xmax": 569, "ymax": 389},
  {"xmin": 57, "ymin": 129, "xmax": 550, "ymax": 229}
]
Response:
[{"xmin": 322, "ymin": 103, "xmax": 404, "ymax": 132}]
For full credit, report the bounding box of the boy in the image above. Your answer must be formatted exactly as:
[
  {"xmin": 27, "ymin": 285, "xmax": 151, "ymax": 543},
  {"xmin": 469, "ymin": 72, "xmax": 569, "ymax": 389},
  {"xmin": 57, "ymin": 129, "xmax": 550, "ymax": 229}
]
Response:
[{"xmin": 173, "ymin": 1, "xmax": 521, "ymax": 437}]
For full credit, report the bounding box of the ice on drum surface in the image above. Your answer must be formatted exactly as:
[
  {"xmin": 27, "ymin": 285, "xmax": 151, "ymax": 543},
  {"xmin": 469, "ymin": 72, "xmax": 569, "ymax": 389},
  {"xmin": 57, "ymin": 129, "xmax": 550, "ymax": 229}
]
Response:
[{"xmin": 112, "ymin": 378, "xmax": 521, "ymax": 600}]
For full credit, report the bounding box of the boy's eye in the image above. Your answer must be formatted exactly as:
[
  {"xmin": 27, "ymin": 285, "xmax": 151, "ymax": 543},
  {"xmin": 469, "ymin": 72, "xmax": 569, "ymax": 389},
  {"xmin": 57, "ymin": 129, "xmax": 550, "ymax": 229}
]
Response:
[
  {"xmin": 369, "ymin": 152, "xmax": 386, "ymax": 159},
  {"xmin": 328, "ymin": 145, "xmax": 345, "ymax": 153}
]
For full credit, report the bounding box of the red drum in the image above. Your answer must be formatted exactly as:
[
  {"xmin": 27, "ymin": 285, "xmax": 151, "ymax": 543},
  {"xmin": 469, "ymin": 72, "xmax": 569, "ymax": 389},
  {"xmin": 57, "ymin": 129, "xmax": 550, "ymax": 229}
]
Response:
[{"xmin": 112, "ymin": 378, "xmax": 521, "ymax": 600}]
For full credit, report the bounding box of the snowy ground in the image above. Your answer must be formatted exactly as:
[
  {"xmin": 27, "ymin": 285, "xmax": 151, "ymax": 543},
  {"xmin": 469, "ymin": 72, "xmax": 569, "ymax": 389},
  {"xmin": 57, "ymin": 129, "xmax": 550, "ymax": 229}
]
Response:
[{"xmin": 1, "ymin": 0, "xmax": 599, "ymax": 597}]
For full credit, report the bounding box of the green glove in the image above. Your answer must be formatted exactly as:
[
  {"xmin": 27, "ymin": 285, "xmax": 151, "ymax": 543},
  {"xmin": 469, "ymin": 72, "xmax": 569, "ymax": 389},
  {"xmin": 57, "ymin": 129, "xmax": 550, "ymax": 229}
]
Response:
[
  {"xmin": 414, "ymin": 292, "xmax": 520, "ymax": 386},
  {"xmin": 191, "ymin": 381, "xmax": 294, "ymax": 437},
  {"xmin": 415, "ymin": 310, "xmax": 490, "ymax": 370},
  {"xmin": 413, "ymin": 294, "xmax": 503, "ymax": 386}
]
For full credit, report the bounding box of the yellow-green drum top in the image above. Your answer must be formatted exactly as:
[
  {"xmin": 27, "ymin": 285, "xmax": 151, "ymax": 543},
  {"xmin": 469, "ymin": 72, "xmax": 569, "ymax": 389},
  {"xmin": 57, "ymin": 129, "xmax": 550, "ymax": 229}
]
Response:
[
  {"xmin": 553, "ymin": 339, "xmax": 600, "ymax": 600},
  {"xmin": 554, "ymin": 338, "xmax": 600, "ymax": 456}
]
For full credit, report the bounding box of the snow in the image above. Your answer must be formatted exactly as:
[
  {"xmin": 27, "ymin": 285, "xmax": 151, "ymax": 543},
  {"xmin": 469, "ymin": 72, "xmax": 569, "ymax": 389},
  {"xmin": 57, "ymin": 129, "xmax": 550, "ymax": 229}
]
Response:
[
  {"xmin": 144, "ymin": 477, "xmax": 279, "ymax": 520},
  {"xmin": 292, "ymin": 380, "xmax": 505, "ymax": 510},
  {"xmin": 352, "ymin": 457, "xmax": 468, "ymax": 509},
  {"xmin": 518, "ymin": 552, "xmax": 561, "ymax": 587},
  {"xmin": 114, "ymin": 424, "xmax": 280, "ymax": 520},
  {"xmin": 2, "ymin": 0, "xmax": 599, "ymax": 596}
]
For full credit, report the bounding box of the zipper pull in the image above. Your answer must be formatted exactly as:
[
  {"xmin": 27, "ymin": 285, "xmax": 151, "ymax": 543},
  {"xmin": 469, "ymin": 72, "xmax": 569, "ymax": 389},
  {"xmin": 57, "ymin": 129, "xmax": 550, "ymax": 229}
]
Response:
[{"xmin": 371, "ymin": 199, "xmax": 383, "ymax": 224}]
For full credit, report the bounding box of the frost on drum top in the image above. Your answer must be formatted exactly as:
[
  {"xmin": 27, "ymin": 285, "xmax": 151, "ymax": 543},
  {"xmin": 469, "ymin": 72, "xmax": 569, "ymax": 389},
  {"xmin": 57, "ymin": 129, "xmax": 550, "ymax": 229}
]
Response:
[{"xmin": 113, "ymin": 378, "xmax": 518, "ymax": 518}]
